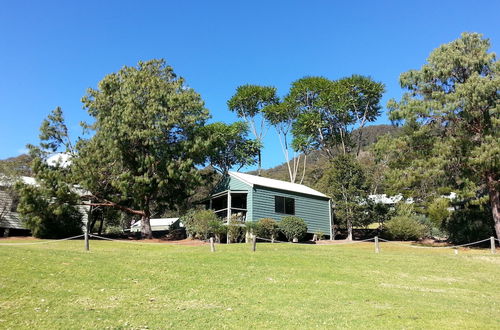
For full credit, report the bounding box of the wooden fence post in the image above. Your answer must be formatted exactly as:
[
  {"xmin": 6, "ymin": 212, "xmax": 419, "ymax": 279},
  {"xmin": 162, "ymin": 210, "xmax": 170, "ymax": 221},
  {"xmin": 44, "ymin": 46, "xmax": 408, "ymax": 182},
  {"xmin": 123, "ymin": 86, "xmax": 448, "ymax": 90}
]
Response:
[
  {"xmin": 374, "ymin": 236, "xmax": 380, "ymax": 253},
  {"xmin": 252, "ymin": 235, "xmax": 257, "ymax": 252},
  {"xmin": 210, "ymin": 237, "xmax": 215, "ymax": 252},
  {"xmin": 491, "ymin": 236, "xmax": 496, "ymax": 254},
  {"xmin": 84, "ymin": 230, "xmax": 89, "ymax": 251}
]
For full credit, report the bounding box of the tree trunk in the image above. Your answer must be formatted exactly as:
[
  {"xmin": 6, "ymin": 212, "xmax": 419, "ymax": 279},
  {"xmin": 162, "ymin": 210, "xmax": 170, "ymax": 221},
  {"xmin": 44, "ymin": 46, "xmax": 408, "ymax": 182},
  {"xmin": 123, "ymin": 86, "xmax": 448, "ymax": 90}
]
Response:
[
  {"xmin": 257, "ymin": 149, "xmax": 262, "ymax": 176},
  {"xmin": 487, "ymin": 173, "xmax": 500, "ymax": 239},
  {"xmin": 88, "ymin": 218, "xmax": 97, "ymax": 234},
  {"xmin": 97, "ymin": 213, "xmax": 104, "ymax": 236},
  {"xmin": 141, "ymin": 212, "xmax": 153, "ymax": 239},
  {"xmin": 347, "ymin": 218, "xmax": 353, "ymax": 241}
]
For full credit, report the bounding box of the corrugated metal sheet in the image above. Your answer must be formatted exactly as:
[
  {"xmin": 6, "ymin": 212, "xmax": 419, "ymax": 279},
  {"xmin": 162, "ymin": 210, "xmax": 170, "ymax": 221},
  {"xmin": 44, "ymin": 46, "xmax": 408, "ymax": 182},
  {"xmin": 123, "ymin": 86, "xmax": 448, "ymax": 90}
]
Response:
[{"xmin": 229, "ymin": 172, "xmax": 328, "ymax": 198}]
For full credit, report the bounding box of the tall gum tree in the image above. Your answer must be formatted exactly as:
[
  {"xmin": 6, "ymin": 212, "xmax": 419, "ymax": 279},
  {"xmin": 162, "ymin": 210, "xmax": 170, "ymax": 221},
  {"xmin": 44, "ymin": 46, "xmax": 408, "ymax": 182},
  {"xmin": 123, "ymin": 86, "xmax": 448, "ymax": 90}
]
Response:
[
  {"xmin": 263, "ymin": 102, "xmax": 306, "ymax": 183},
  {"xmin": 227, "ymin": 85, "xmax": 279, "ymax": 175},
  {"xmin": 290, "ymin": 76, "xmax": 384, "ymax": 159},
  {"xmin": 202, "ymin": 121, "xmax": 260, "ymax": 175},
  {"xmin": 387, "ymin": 33, "xmax": 499, "ymax": 238}
]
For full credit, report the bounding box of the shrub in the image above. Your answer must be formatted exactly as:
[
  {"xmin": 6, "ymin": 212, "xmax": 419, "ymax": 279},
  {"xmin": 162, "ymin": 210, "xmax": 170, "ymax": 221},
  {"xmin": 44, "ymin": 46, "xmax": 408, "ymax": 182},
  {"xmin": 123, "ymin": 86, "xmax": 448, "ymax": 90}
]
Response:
[
  {"xmin": 416, "ymin": 215, "xmax": 447, "ymax": 239},
  {"xmin": 227, "ymin": 214, "xmax": 245, "ymax": 243},
  {"xmin": 385, "ymin": 215, "xmax": 426, "ymax": 240},
  {"xmin": 428, "ymin": 198, "xmax": 451, "ymax": 227},
  {"xmin": 180, "ymin": 209, "xmax": 219, "ymax": 240},
  {"xmin": 208, "ymin": 219, "xmax": 226, "ymax": 243},
  {"xmin": 279, "ymin": 216, "xmax": 307, "ymax": 242},
  {"xmin": 255, "ymin": 218, "xmax": 279, "ymax": 241},
  {"xmin": 104, "ymin": 225, "xmax": 123, "ymax": 236},
  {"xmin": 444, "ymin": 206, "xmax": 494, "ymax": 244}
]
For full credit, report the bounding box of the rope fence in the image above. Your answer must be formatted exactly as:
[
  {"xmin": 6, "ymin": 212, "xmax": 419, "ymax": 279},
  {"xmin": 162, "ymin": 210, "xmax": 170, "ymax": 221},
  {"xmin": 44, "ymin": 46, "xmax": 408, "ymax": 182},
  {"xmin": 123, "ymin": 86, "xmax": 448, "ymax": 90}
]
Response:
[
  {"xmin": 0, "ymin": 233, "xmax": 498, "ymax": 255},
  {"xmin": 377, "ymin": 237, "xmax": 492, "ymax": 249},
  {"xmin": 0, "ymin": 234, "xmax": 84, "ymax": 246},
  {"xmin": 255, "ymin": 236, "xmax": 375, "ymax": 245},
  {"xmin": 88, "ymin": 234, "xmax": 187, "ymax": 246}
]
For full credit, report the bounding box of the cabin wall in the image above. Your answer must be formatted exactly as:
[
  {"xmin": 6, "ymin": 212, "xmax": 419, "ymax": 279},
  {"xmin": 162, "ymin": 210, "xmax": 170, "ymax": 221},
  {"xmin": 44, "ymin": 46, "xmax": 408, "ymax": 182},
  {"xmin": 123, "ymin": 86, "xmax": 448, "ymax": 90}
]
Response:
[{"xmin": 250, "ymin": 186, "xmax": 330, "ymax": 234}]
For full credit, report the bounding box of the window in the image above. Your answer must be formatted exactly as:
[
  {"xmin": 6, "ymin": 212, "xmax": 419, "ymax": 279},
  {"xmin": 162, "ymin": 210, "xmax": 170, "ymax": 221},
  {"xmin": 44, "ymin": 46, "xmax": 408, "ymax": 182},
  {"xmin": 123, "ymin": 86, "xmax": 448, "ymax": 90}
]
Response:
[{"xmin": 274, "ymin": 196, "xmax": 295, "ymax": 215}]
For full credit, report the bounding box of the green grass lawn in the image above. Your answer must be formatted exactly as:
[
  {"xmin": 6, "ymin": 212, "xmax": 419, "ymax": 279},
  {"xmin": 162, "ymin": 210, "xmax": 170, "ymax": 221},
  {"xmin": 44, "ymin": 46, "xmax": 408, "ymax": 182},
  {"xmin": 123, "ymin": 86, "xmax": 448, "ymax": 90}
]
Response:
[{"xmin": 0, "ymin": 239, "xmax": 499, "ymax": 329}]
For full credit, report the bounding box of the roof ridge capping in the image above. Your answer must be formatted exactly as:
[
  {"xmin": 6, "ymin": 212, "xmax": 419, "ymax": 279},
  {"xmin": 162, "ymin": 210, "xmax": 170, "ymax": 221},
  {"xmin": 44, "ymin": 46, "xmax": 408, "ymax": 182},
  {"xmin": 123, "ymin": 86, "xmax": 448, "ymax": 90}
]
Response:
[{"xmin": 228, "ymin": 171, "xmax": 328, "ymax": 198}]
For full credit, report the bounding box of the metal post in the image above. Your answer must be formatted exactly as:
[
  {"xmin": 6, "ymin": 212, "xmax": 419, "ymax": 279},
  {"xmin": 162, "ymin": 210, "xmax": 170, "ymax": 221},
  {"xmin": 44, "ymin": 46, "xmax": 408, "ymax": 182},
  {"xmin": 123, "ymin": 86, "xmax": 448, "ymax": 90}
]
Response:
[
  {"xmin": 210, "ymin": 237, "xmax": 215, "ymax": 252},
  {"xmin": 252, "ymin": 235, "xmax": 257, "ymax": 252},
  {"xmin": 374, "ymin": 236, "xmax": 380, "ymax": 253},
  {"xmin": 491, "ymin": 236, "xmax": 496, "ymax": 254}
]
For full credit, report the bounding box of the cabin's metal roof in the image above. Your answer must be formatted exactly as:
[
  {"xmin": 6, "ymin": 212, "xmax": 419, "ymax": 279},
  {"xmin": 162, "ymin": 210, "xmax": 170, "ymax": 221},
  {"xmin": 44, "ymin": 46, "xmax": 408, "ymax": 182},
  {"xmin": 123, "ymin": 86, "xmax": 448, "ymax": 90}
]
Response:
[{"xmin": 228, "ymin": 172, "xmax": 328, "ymax": 198}]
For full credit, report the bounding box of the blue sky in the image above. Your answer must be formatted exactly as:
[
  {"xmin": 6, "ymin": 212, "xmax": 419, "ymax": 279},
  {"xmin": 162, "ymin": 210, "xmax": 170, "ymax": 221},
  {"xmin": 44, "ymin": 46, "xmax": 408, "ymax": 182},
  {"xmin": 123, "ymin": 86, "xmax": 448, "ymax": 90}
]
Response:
[{"xmin": 0, "ymin": 0, "xmax": 498, "ymax": 170}]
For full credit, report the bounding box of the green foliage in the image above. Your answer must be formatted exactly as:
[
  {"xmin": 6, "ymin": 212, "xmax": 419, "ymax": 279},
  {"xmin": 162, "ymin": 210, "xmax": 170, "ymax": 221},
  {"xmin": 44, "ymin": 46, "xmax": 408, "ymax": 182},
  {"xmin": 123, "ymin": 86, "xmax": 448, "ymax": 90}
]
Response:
[
  {"xmin": 227, "ymin": 85, "xmax": 279, "ymax": 173},
  {"xmin": 384, "ymin": 203, "xmax": 427, "ymax": 240},
  {"xmin": 372, "ymin": 124, "xmax": 447, "ymax": 200},
  {"xmin": 16, "ymin": 182, "xmax": 82, "ymax": 239},
  {"xmin": 263, "ymin": 101, "xmax": 304, "ymax": 183},
  {"xmin": 103, "ymin": 225, "xmax": 123, "ymax": 236},
  {"xmin": 14, "ymin": 146, "xmax": 84, "ymax": 239},
  {"xmin": 26, "ymin": 60, "xmax": 211, "ymax": 239},
  {"xmin": 0, "ymin": 154, "xmax": 33, "ymax": 177},
  {"xmin": 428, "ymin": 198, "xmax": 451, "ymax": 227},
  {"xmin": 181, "ymin": 209, "xmax": 219, "ymax": 240},
  {"xmin": 366, "ymin": 200, "xmax": 391, "ymax": 227},
  {"xmin": 279, "ymin": 216, "xmax": 307, "ymax": 241},
  {"xmin": 385, "ymin": 215, "xmax": 426, "ymax": 241},
  {"xmin": 444, "ymin": 206, "xmax": 494, "ymax": 244},
  {"xmin": 227, "ymin": 85, "xmax": 279, "ymax": 118},
  {"xmin": 318, "ymin": 154, "xmax": 368, "ymax": 238},
  {"xmin": 227, "ymin": 214, "xmax": 245, "ymax": 243},
  {"xmin": 208, "ymin": 219, "xmax": 227, "ymax": 242},
  {"xmin": 202, "ymin": 121, "xmax": 260, "ymax": 175},
  {"xmin": 255, "ymin": 218, "xmax": 279, "ymax": 240},
  {"xmin": 65, "ymin": 59, "xmax": 210, "ymax": 238},
  {"xmin": 383, "ymin": 32, "xmax": 499, "ymax": 237},
  {"xmin": 250, "ymin": 125, "xmax": 399, "ymax": 189},
  {"xmin": 289, "ymin": 75, "xmax": 384, "ymax": 158}
]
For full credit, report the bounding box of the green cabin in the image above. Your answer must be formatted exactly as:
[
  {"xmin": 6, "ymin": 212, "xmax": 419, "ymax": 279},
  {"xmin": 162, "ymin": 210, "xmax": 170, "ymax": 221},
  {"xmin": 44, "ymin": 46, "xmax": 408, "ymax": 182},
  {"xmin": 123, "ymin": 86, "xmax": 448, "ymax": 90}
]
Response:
[{"xmin": 205, "ymin": 172, "xmax": 332, "ymax": 236}]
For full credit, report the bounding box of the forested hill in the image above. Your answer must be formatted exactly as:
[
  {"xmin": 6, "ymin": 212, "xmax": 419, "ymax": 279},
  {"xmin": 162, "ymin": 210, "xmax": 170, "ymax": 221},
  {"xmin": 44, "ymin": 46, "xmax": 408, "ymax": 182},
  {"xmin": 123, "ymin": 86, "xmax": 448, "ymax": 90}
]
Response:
[
  {"xmin": 0, "ymin": 125, "xmax": 399, "ymax": 190},
  {"xmin": 0, "ymin": 154, "xmax": 33, "ymax": 177},
  {"xmin": 253, "ymin": 124, "xmax": 400, "ymax": 187}
]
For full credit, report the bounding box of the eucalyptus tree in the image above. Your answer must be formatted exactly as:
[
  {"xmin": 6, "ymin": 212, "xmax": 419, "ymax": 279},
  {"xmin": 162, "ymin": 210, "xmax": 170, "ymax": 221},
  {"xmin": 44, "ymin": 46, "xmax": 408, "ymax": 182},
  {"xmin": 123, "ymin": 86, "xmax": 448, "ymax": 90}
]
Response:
[
  {"xmin": 227, "ymin": 85, "xmax": 279, "ymax": 175},
  {"xmin": 202, "ymin": 121, "xmax": 260, "ymax": 175},
  {"xmin": 263, "ymin": 102, "xmax": 306, "ymax": 183},
  {"xmin": 386, "ymin": 32, "xmax": 499, "ymax": 238},
  {"xmin": 338, "ymin": 75, "xmax": 385, "ymax": 156},
  {"xmin": 289, "ymin": 76, "xmax": 384, "ymax": 158}
]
